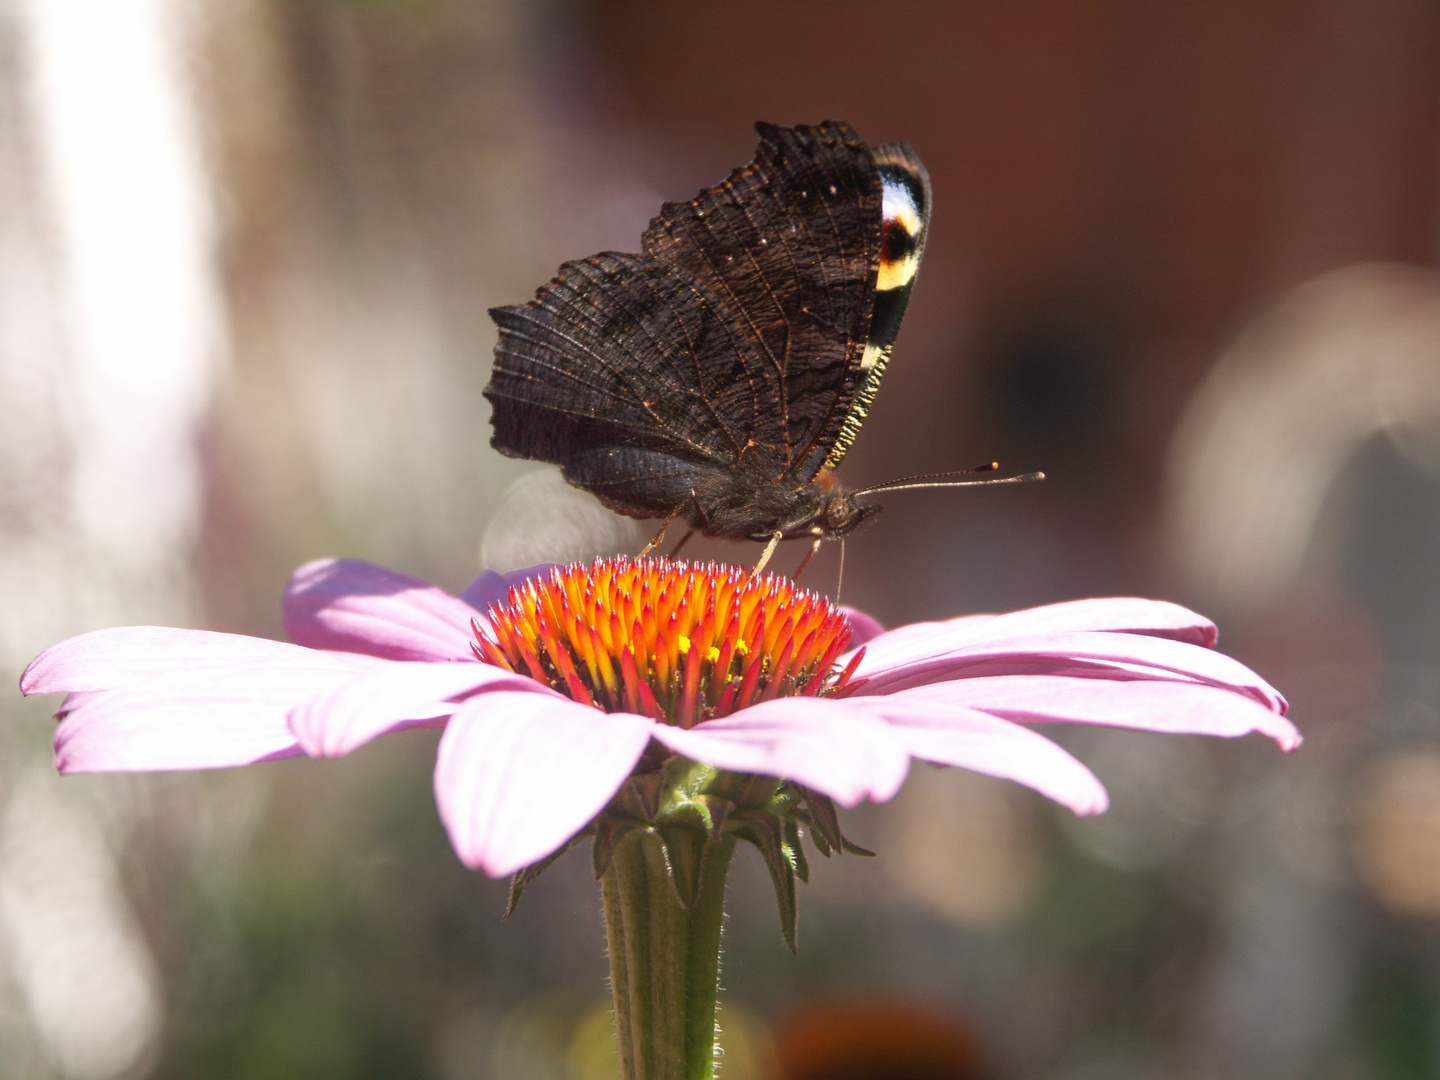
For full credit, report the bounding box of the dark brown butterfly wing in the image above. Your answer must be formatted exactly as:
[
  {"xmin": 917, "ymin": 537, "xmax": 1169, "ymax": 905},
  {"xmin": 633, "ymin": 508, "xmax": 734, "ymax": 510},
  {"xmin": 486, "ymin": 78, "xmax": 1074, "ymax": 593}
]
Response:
[
  {"xmin": 641, "ymin": 122, "xmax": 884, "ymax": 481},
  {"xmin": 485, "ymin": 123, "xmax": 931, "ymax": 535},
  {"xmin": 485, "ymin": 252, "xmax": 774, "ymax": 517}
]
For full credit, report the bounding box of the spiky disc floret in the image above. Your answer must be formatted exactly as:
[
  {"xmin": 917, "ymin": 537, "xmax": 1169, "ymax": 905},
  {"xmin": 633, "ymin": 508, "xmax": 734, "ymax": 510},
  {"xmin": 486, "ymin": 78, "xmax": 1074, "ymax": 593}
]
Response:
[
  {"xmin": 473, "ymin": 558, "xmax": 863, "ymax": 726},
  {"xmin": 475, "ymin": 557, "xmax": 872, "ymax": 946}
]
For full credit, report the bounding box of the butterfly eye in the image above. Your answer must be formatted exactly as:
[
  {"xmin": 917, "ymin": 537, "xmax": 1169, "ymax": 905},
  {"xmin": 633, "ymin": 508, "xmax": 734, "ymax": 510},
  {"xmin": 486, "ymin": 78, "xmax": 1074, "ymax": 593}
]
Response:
[{"xmin": 825, "ymin": 497, "xmax": 857, "ymax": 532}]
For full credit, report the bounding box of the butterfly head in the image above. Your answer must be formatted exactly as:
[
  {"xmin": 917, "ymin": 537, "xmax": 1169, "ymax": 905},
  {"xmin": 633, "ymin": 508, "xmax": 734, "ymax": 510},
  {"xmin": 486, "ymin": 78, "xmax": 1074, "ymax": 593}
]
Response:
[
  {"xmin": 817, "ymin": 491, "xmax": 882, "ymax": 538},
  {"xmin": 760, "ymin": 470, "xmax": 882, "ymax": 542}
]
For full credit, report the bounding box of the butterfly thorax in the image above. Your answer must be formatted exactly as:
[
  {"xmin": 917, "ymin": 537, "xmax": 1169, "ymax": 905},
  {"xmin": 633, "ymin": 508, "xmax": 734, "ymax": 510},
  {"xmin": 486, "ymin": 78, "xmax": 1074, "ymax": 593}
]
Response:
[{"xmin": 688, "ymin": 462, "xmax": 881, "ymax": 542}]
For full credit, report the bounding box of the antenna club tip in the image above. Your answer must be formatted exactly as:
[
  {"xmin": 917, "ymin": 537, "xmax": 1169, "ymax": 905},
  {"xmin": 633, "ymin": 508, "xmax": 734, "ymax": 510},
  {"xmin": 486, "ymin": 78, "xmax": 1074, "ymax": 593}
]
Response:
[{"xmin": 1034, "ymin": 471, "xmax": 1046, "ymax": 480}]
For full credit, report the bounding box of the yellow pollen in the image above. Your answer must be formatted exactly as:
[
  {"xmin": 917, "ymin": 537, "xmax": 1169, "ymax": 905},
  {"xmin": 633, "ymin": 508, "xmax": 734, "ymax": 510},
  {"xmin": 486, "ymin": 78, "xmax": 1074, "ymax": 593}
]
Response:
[{"xmin": 473, "ymin": 557, "xmax": 861, "ymax": 727}]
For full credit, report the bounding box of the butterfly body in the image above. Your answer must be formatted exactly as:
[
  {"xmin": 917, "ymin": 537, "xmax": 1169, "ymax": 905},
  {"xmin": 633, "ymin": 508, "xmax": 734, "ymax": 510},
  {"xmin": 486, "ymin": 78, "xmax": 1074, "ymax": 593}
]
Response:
[{"xmin": 485, "ymin": 122, "xmax": 930, "ymax": 548}]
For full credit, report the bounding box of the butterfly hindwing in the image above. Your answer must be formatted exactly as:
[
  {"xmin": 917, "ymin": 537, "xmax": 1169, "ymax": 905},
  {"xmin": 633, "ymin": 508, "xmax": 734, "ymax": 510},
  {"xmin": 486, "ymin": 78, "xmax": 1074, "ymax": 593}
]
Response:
[
  {"xmin": 641, "ymin": 122, "xmax": 884, "ymax": 480},
  {"xmin": 486, "ymin": 252, "xmax": 779, "ymax": 516}
]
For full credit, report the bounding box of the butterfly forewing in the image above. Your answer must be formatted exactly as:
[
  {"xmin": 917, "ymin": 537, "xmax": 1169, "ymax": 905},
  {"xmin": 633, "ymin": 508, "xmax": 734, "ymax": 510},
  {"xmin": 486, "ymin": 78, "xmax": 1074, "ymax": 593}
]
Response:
[
  {"xmin": 821, "ymin": 142, "xmax": 932, "ymax": 470},
  {"xmin": 641, "ymin": 122, "xmax": 884, "ymax": 480}
]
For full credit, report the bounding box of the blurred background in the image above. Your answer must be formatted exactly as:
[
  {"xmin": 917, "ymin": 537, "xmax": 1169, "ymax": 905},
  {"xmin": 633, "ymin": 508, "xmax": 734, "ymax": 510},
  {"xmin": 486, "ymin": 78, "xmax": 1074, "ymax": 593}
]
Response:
[{"xmin": 3, "ymin": 0, "xmax": 1440, "ymax": 1077}]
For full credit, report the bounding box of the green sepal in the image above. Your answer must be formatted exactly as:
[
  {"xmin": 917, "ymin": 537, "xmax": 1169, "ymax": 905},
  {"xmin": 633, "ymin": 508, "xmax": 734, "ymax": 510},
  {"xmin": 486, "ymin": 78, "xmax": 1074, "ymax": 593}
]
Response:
[
  {"xmin": 592, "ymin": 815, "xmax": 637, "ymax": 881},
  {"xmin": 799, "ymin": 809, "xmax": 832, "ymax": 857},
  {"xmin": 783, "ymin": 818, "xmax": 810, "ymax": 884},
  {"xmin": 730, "ymin": 772, "xmax": 784, "ymax": 809},
  {"xmin": 798, "ymin": 787, "xmax": 875, "ymax": 856},
  {"xmin": 799, "ymin": 786, "xmax": 844, "ymax": 854},
  {"xmin": 660, "ymin": 755, "xmax": 721, "ymax": 802},
  {"xmin": 620, "ymin": 770, "xmax": 665, "ymax": 821},
  {"xmin": 505, "ymin": 833, "xmax": 583, "ymax": 919},
  {"xmin": 663, "ymin": 793, "xmax": 733, "ymax": 840},
  {"xmin": 734, "ymin": 816, "xmax": 799, "ymax": 953},
  {"xmin": 656, "ymin": 823, "xmax": 709, "ymax": 909}
]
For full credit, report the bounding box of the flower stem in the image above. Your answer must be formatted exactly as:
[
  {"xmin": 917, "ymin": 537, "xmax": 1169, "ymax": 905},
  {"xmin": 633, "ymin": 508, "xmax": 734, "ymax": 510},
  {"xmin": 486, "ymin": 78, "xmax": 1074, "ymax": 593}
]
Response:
[{"xmin": 601, "ymin": 827, "xmax": 735, "ymax": 1080}]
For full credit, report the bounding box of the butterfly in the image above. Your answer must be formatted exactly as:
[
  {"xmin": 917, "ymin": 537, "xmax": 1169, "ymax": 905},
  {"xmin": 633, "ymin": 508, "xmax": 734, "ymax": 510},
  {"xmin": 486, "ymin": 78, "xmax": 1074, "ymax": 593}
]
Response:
[{"xmin": 485, "ymin": 121, "xmax": 1027, "ymax": 574}]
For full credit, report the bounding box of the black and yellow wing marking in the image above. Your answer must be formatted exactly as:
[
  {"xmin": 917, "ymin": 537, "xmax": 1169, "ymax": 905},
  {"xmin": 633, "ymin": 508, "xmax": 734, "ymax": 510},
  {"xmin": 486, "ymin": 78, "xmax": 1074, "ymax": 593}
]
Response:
[{"xmin": 822, "ymin": 142, "xmax": 931, "ymax": 470}]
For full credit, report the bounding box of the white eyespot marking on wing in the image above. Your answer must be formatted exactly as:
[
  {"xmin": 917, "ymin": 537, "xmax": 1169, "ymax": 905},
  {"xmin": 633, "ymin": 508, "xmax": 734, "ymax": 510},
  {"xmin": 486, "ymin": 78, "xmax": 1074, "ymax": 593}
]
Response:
[
  {"xmin": 882, "ymin": 176, "xmax": 921, "ymax": 235},
  {"xmin": 877, "ymin": 176, "xmax": 923, "ymax": 292}
]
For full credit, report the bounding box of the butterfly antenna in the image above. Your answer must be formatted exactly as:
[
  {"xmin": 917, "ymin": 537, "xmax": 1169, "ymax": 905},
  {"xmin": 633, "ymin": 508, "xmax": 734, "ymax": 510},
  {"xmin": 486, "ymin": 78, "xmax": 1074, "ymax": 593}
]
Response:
[
  {"xmin": 836, "ymin": 536, "xmax": 846, "ymax": 605},
  {"xmin": 853, "ymin": 465, "xmax": 1045, "ymax": 497}
]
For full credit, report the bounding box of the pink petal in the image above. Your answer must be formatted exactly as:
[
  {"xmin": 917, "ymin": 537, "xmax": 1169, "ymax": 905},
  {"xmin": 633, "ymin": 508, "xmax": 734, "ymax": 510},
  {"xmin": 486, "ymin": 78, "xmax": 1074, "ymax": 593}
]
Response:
[
  {"xmin": 842, "ymin": 695, "xmax": 1110, "ymax": 815},
  {"xmin": 283, "ymin": 559, "xmax": 481, "ymax": 661},
  {"xmin": 893, "ymin": 676, "xmax": 1301, "ymax": 750},
  {"xmin": 289, "ymin": 661, "xmax": 560, "ymax": 758},
  {"xmin": 21, "ymin": 626, "xmax": 380, "ymax": 695},
  {"xmin": 651, "ymin": 699, "xmax": 911, "ymax": 808},
  {"xmin": 54, "ymin": 690, "xmax": 309, "ymax": 772},
  {"xmin": 857, "ymin": 597, "xmax": 1218, "ymax": 667},
  {"xmin": 984, "ymin": 597, "xmax": 1218, "ymax": 646},
  {"xmin": 838, "ymin": 606, "xmax": 885, "ymax": 648},
  {"xmin": 458, "ymin": 564, "xmax": 558, "ymax": 613},
  {"xmin": 856, "ymin": 629, "xmax": 1285, "ymax": 711},
  {"xmin": 434, "ymin": 692, "xmax": 654, "ymax": 877},
  {"xmin": 54, "ymin": 678, "xmax": 381, "ymax": 775},
  {"xmin": 22, "ymin": 627, "xmax": 384, "ymax": 773}
]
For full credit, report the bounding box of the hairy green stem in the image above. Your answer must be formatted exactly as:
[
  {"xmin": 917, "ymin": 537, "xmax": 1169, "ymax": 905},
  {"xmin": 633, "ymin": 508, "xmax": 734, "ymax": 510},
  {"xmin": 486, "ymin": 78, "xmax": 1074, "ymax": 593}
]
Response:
[{"xmin": 600, "ymin": 829, "xmax": 735, "ymax": 1080}]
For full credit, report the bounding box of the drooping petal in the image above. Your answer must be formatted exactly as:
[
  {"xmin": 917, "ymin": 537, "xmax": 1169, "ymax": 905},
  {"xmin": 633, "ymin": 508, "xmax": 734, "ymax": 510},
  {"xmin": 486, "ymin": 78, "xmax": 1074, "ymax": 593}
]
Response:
[
  {"xmin": 842, "ymin": 695, "xmax": 1110, "ymax": 815},
  {"xmin": 856, "ymin": 629, "xmax": 1285, "ymax": 711},
  {"xmin": 458, "ymin": 564, "xmax": 558, "ymax": 614},
  {"xmin": 838, "ymin": 607, "xmax": 885, "ymax": 648},
  {"xmin": 289, "ymin": 661, "xmax": 563, "ymax": 758},
  {"xmin": 434, "ymin": 692, "xmax": 654, "ymax": 877},
  {"xmin": 892, "ymin": 675, "xmax": 1300, "ymax": 750},
  {"xmin": 22, "ymin": 627, "xmax": 383, "ymax": 773},
  {"xmin": 283, "ymin": 559, "xmax": 481, "ymax": 661},
  {"xmin": 856, "ymin": 597, "xmax": 1219, "ymax": 669},
  {"xmin": 21, "ymin": 626, "xmax": 381, "ymax": 696},
  {"xmin": 54, "ymin": 690, "xmax": 306, "ymax": 772},
  {"xmin": 47, "ymin": 669, "xmax": 383, "ymax": 777},
  {"xmin": 652, "ymin": 699, "xmax": 911, "ymax": 808}
]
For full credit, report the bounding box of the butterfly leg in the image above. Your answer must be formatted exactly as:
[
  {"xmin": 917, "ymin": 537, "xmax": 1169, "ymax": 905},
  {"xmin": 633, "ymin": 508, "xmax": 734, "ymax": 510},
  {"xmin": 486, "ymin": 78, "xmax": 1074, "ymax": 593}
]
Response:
[
  {"xmin": 638, "ymin": 512, "xmax": 681, "ymax": 558},
  {"xmin": 750, "ymin": 531, "xmax": 784, "ymax": 579},
  {"xmin": 792, "ymin": 529, "xmax": 824, "ymax": 580},
  {"xmin": 668, "ymin": 529, "xmax": 696, "ymax": 559}
]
